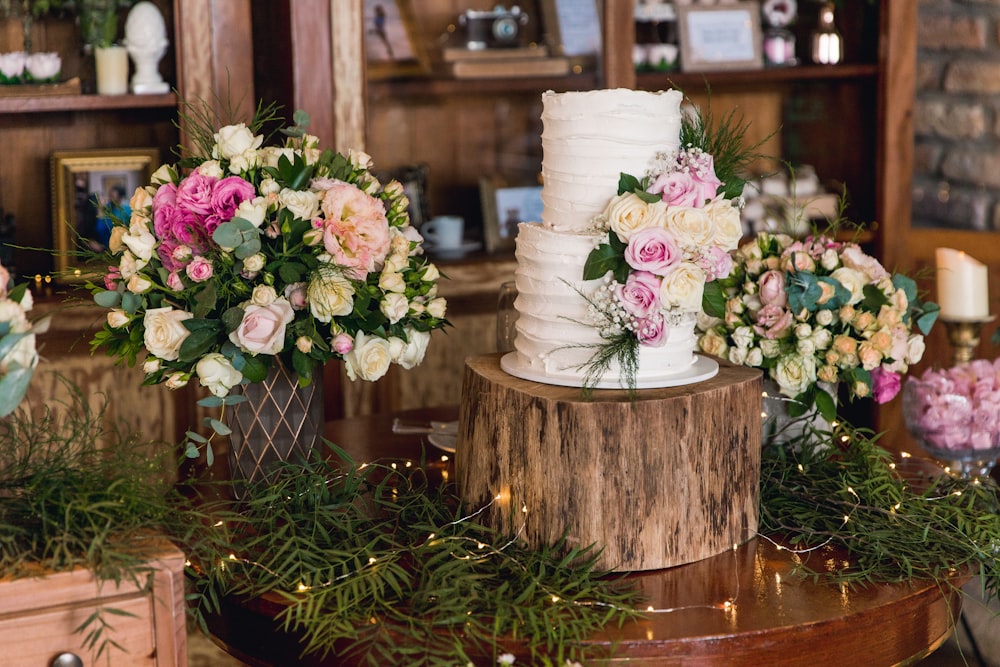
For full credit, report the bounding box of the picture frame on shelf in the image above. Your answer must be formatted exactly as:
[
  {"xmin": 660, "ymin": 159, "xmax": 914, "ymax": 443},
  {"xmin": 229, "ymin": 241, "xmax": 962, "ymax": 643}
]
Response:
[
  {"xmin": 480, "ymin": 176, "xmax": 543, "ymax": 254},
  {"xmin": 50, "ymin": 148, "xmax": 159, "ymax": 282},
  {"xmin": 363, "ymin": 0, "xmax": 429, "ymax": 80},
  {"xmin": 376, "ymin": 163, "xmax": 429, "ymax": 229},
  {"xmin": 677, "ymin": 1, "xmax": 763, "ymax": 73},
  {"xmin": 540, "ymin": 0, "xmax": 602, "ymax": 67}
]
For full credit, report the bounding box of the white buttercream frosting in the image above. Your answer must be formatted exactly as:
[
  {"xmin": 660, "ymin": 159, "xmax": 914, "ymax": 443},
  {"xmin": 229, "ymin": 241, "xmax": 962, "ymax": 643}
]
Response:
[{"xmin": 507, "ymin": 89, "xmax": 697, "ymax": 387}]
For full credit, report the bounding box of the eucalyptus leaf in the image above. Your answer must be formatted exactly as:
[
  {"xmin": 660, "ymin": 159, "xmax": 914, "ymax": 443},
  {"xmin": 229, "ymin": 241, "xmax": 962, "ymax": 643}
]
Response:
[
  {"xmin": 186, "ymin": 430, "xmax": 207, "ymax": 443},
  {"xmin": 208, "ymin": 418, "xmax": 231, "ymax": 436},
  {"xmin": 198, "ymin": 395, "xmax": 225, "ymax": 408},
  {"xmin": 121, "ymin": 291, "xmax": 142, "ymax": 314},
  {"xmin": 0, "ymin": 367, "xmax": 33, "ymax": 417},
  {"xmin": 93, "ymin": 290, "xmax": 122, "ymax": 308}
]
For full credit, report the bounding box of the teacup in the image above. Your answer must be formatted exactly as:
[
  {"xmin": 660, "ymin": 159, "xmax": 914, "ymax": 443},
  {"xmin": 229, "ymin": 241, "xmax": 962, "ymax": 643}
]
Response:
[{"xmin": 422, "ymin": 215, "xmax": 464, "ymax": 249}]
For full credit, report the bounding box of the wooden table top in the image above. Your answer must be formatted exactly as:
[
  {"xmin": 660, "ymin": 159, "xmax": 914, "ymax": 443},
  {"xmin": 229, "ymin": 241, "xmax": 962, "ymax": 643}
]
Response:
[{"xmin": 204, "ymin": 406, "xmax": 964, "ymax": 667}]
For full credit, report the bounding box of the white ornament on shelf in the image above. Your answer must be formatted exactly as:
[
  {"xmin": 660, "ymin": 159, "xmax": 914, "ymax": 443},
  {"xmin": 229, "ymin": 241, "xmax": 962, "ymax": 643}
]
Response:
[{"xmin": 123, "ymin": 1, "xmax": 170, "ymax": 94}]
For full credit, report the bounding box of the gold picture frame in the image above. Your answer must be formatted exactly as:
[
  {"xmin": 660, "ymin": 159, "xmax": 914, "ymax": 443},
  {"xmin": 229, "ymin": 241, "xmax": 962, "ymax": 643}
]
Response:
[
  {"xmin": 539, "ymin": 0, "xmax": 602, "ymax": 68},
  {"xmin": 50, "ymin": 148, "xmax": 159, "ymax": 282},
  {"xmin": 480, "ymin": 176, "xmax": 543, "ymax": 254},
  {"xmin": 364, "ymin": 0, "xmax": 429, "ymax": 80},
  {"xmin": 677, "ymin": 2, "xmax": 763, "ymax": 73}
]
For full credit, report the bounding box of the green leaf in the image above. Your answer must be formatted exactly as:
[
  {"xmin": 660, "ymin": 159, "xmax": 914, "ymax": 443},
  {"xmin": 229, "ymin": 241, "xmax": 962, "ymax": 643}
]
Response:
[
  {"xmin": 241, "ymin": 355, "xmax": 269, "ymax": 383},
  {"xmin": 121, "ymin": 291, "xmax": 142, "ymax": 314},
  {"xmin": 186, "ymin": 430, "xmax": 207, "ymax": 443},
  {"xmin": 702, "ymin": 281, "xmax": 727, "ymax": 318},
  {"xmin": 583, "ymin": 243, "xmax": 624, "ymax": 281},
  {"xmin": 278, "ymin": 262, "xmax": 307, "ymax": 284},
  {"xmin": 222, "ymin": 306, "xmax": 245, "ymax": 333},
  {"xmin": 617, "ymin": 172, "xmax": 642, "ymax": 195},
  {"xmin": 198, "ymin": 395, "xmax": 225, "ymax": 408},
  {"xmin": 234, "ymin": 237, "xmax": 262, "ymax": 260},
  {"xmin": 891, "ymin": 273, "xmax": 918, "ymax": 304},
  {"xmin": 861, "ymin": 283, "xmax": 889, "ymax": 313},
  {"xmin": 0, "ymin": 367, "xmax": 33, "ymax": 418},
  {"xmin": 916, "ymin": 303, "xmax": 940, "ymax": 336},
  {"xmin": 292, "ymin": 350, "xmax": 313, "ymax": 381},
  {"xmin": 815, "ymin": 387, "xmax": 837, "ymax": 422},
  {"xmin": 178, "ymin": 328, "xmax": 218, "ymax": 362},
  {"xmin": 194, "ymin": 282, "xmax": 218, "ymax": 319},
  {"xmin": 94, "ymin": 290, "xmax": 122, "ymax": 308},
  {"xmin": 634, "ymin": 190, "xmax": 661, "ymax": 204},
  {"xmin": 208, "ymin": 418, "xmax": 231, "ymax": 435}
]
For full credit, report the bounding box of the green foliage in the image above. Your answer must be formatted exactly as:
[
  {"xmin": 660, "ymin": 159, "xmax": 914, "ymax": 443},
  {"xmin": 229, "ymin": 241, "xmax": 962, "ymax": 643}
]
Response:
[
  {"xmin": 184, "ymin": 450, "xmax": 643, "ymax": 665},
  {"xmin": 582, "ymin": 232, "xmax": 629, "ymax": 283},
  {"xmin": 760, "ymin": 421, "xmax": 1000, "ymax": 600}
]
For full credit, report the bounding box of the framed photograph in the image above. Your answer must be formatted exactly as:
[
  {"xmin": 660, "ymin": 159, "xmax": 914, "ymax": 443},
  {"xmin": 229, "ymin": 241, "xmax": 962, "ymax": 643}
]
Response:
[
  {"xmin": 540, "ymin": 0, "xmax": 602, "ymax": 64},
  {"xmin": 364, "ymin": 0, "xmax": 429, "ymax": 80},
  {"xmin": 480, "ymin": 176, "xmax": 543, "ymax": 254},
  {"xmin": 677, "ymin": 2, "xmax": 763, "ymax": 73},
  {"xmin": 376, "ymin": 163, "xmax": 429, "ymax": 229},
  {"xmin": 50, "ymin": 148, "xmax": 159, "ymax": 281}
]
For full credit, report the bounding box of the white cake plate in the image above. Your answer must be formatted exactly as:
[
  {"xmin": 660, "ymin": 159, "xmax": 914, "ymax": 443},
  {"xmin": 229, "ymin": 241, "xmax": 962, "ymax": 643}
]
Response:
[{"xmin": 500, "ymin": 352, "xmax": 719, "ymax": 389}]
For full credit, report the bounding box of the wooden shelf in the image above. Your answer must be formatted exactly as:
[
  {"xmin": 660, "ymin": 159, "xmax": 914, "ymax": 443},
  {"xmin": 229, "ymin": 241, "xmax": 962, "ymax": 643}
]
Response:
[
  {"xmin": 637, "ymin": 63, "xmax": 879, "ymax": 90},
  {"xmin": 367, "ymin": 72, "xmax": 600, "ymax": 99},
  {"xmin": 0, "ymin": 92, "xmax": 178, "ymax": 114}
]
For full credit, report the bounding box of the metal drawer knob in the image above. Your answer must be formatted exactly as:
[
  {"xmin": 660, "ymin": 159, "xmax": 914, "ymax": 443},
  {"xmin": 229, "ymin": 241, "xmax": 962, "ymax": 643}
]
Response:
[{"xmin": 50, "ymin": 653, "xmax": 84, "ymax": 667}]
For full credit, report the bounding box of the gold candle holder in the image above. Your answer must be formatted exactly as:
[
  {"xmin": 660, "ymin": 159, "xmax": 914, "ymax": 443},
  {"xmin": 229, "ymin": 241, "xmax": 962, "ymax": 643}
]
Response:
[{"xmin": 942, "ymin": 316, "xmax": 995, "ymax": 366}]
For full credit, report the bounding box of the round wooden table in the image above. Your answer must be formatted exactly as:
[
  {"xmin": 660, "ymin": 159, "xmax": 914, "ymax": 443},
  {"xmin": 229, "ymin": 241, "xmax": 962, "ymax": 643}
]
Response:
[{"xmin": 204, "ymin": 406, "xmax": 964, "ymax": 667}]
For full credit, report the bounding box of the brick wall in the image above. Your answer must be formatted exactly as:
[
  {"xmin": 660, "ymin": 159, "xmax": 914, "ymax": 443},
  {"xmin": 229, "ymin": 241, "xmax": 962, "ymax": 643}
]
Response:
[{"xmin": 914, "ymin": 0, "xmax": 1000, "ymax": 230}]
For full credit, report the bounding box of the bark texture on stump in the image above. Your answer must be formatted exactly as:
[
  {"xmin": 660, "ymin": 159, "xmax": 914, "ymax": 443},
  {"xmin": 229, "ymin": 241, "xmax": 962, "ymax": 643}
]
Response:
[{"xmin": 457, "ymin": 354, "xmax": 762, "ymax": 571}]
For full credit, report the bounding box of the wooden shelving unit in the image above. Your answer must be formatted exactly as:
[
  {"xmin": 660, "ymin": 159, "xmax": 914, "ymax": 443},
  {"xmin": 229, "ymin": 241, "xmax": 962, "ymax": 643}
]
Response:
[{"xmin": 0, "ymin": 91, "xmax": 177, "ymax": 113}]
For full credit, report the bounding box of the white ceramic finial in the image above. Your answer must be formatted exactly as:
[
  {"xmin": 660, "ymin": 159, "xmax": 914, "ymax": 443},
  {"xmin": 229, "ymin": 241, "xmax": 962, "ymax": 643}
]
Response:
[{"xmin": 123, "ymin": 1, "xmax": 169, "ymax": 94}]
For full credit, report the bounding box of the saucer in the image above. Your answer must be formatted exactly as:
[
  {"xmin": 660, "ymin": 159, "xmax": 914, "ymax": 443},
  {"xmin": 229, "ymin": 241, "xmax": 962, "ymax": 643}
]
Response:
[
  {"xmin": 426, "ymin": 240, "xmax": 482, "ymax": 258},
  {"xmin": 427, "ymin": 433, "xmax": 457, "ymax": 453}
]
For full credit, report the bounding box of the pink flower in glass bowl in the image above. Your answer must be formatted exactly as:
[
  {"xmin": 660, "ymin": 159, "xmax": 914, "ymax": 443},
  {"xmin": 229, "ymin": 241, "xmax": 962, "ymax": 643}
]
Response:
[{"xmin": 902, "ymin": 359, "xmax": 1000, "ymax": 478}]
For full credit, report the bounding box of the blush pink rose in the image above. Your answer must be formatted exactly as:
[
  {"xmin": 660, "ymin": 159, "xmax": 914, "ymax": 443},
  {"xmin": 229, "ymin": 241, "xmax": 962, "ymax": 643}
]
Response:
[
  {"xmin": 175, "ymin": 172, "xmax": 218, "ymax": 217},
  {"xmin": 634, "ymin": 315, "xmax": 666, "ymax": 346},
  {"xmin": 697, "ymin": 246, "xmax": 734, "ymax": 282},
  {"xmin": 758, "ymin": 270, "xmax": 787, "ymax": 307},
  {"xmin": 284, "ymin": 282, "xmax": 308, "ymax": 310},
  {"xmin": 871, "ymin": 367, "xmax": 902, "ymax": 404},
  {"xmin": 624, "ymin": 227, "xmax": 680, "ymax": 274},
  {"xmin": 166, "ymin": 271, "xmax": 184, "ymax": 291},
  {"xmin": 211, "ymin": 176, "xmax": 256, "ymax": 220},
  {"xmin": 332, "ymin": 332, "xmax": 354, "ymax": 354},
  {"xmin": 229, "ymin": 299, "xmax": 295, "ymax": 355},
  {"xmin": 753, "ymin": 304, "xmax": 793, "ymax": 339},
  {"xmin": 320, "ymin": 182, "xmax": 391, "ymax": 278},
  {"xmin": 649, "ymin": 159, "xmax": 721, "ymax": 208},
  {"xmin": 185, "ymin": 256, "xmax": 214, "ymax": 282},
  {"xmin": 615, "ymin": 270, "xmax": 661, "ymax": 318}
]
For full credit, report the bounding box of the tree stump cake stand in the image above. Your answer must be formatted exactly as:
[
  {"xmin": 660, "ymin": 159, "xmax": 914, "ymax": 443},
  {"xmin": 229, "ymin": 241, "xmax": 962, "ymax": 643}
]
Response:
[{"xmin": 457, "ymin": 354, "xmax": 763, "ymax": 572}]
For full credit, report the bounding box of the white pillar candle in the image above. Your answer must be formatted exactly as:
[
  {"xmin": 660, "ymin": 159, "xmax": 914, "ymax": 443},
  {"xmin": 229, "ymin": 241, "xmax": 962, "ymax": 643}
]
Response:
[
  {"xmin": 95, "ymin": 46, "xmax": 129, "ymax": 95},
  {"xmin": 935, "ymin": 247, "xmax": 990, "ymax": 320}
]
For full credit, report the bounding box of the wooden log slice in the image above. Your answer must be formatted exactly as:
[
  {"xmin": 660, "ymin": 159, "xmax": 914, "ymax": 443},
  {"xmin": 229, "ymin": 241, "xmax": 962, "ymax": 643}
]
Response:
[{"xmin": 457, "ymin": 354, "xmax": 763, "ymax": 572}]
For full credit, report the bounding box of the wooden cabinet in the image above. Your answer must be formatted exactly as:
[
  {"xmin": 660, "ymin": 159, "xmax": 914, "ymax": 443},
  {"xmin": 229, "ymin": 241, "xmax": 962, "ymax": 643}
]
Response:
[{"xmin": 0, "ymin": 542, "xmax": 187, "ymax": 667}]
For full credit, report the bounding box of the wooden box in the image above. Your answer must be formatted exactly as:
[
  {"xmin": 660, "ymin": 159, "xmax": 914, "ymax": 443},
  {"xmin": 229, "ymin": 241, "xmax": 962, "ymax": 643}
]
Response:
[
  {"xmin": 0, "ymin": 542, "xmax": 188, "ymax": 666},
  {"xmin": 458, "ymin": 354, "xmax": 762, "ymax": 572}
]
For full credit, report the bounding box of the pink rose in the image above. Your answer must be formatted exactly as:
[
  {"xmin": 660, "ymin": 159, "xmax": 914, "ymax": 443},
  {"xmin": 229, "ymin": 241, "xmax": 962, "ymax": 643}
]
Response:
[
  {"xmin": 166, "ymin": 271, "xmax": 184, "ymax": 291},
  {"xmin": 152, "ymin": 182, "xmax": 177, "ymax": 212},
  {"xmin": 332, "ymin": 332, "xmax": 354, "ymax": 354},
  {"xmin": 697, "ymin": 246, "xmax": 734, "ymax": 282},
  {"xmin": 284, "ymin": 282, "xmax": 308, "ymax": 309},
  {"xmin": 753, "ymin": 304, "xmax": 793, "ymax": 339},
  {"xmin": 871, "ymin": 367, "xmax": 901, "ymax": 404},
  {"xmin": 615, "ymin": 270, "xmax": 661, "ymax": 318},
  {"xmin": 320, "ymin": 182, "xmax": 391, "ymax": 278},
  {"xmin": 229, "ymin": 299, "xmax": 295, "ymax": 355},
  {"xmin": 840, "ymin": 243, "xmax": 889, "ymax": 281},
  {"xmin": 175, "ymin": 172, "xmax": 218, "ymax": 217},
  {"xmin": 758, "ymin": 270, "xmax": 787, "ymax": 307},
  {"xmin": 211, "ymin": 176, "xmax": 256, "ymax": 221},
  {"xmin": 634, "ymin": 315, "xmax": 666, "ymax": 346},
  {"xmin": 186, "ymin": 256, "xmax": 214, "ymax": 282},
  {"xmin": 648, "ymin": 164, "xmax": 721, "ymax": 209},
  {"xmin": 104, "ymin": 266, "xmax": 121, "ymax": 291},
  {"xmin": 624, "ymin": 227, "xmax": 680, "ymax": 274}
]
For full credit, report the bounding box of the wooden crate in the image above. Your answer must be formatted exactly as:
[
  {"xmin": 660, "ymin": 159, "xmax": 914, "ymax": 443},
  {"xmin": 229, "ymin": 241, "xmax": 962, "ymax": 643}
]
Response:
[{"xmin": 0, "ymin": 541, "xmax": 187, "ymax": 666}]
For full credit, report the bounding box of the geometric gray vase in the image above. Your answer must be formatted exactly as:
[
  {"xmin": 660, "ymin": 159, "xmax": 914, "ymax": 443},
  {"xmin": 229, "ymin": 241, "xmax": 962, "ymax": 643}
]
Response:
[{"xmin": 226, "ymin": 360, "xmax": 324, "ymax": 496}]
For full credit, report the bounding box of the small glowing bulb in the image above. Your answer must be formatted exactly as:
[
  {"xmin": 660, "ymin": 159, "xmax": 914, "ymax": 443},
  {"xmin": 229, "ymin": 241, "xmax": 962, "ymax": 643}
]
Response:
[
  {"xmin": 840, "ymin": 435, "xmax": 850, "ymax": 443},
  {"xmin": 495, "ymin": 493, "xmax": 503, "ymax": 501},
  {"xmin": 477, "ymin": 542, "xmax": 486, "ymax": 549},
  {"xmin": 646, "ymin": 605, "xmax": 655, "ymax": 612},
  {"xmin": 441, "ymin": 455, "xmax": 449, "ymax": 462},
  {"xmin": 428, "ymin": 533, "xmax": 436, "ymax": 540},
  {"xmin": 297, "ymin": 583, "xmax": 308, "ymax": 592},
  {"xmin": 900, "ymin": 451, "xmax": 912, "ymax": 459},
  {"xmin": 797, "ymin": 464, "xmax": 804, "ymax": 472},
  {"xmin": 761, "ymin": 390, "xmax": 770, "ymax": 398},
  {"xmin": 214, "ymin": 520, "xmax": 224, "ymax": 527},
  {"xmin": 228, "ymin": 553, "xmax": 237, "ymax": 561},
  {"xmin": 184, "ymin": 560, "xmax": 192, "ymax": 567},
  {"xmin": 368, "ymin": 557, "xmax": 377, "ymax": 564},
  {"xmin": 391, "ymin": 462, "xmax": 398, "ymax": 470},
  {"xmin": 522, "ymin": 504, "xmax": 528, "ymax": 513},
  {"xmin": 760, "ymin": 411, "xmax": 768, "ymax": 419},
  {"xmin": 842, "ymin": 515, "xmax": 850, "ymax": 523},
  {"xmin": 359, "ymin": 462, "xmax": 368, "ymax": 469},
  {"xmin": 551, "ymin": 596, "xmax": 560, "ymax": 603}
]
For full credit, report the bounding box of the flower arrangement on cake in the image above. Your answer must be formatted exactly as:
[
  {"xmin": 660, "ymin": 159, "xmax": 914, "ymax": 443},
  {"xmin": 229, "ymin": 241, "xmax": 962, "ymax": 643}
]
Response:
[
  {"xmin": 88, "ymin": 104, "xmax": 448, "ymax": 460},
  {"xmin": 698, "ymin": 229, "xmax": 939, "ymax": 418},
  {"xmin": 579, "ymin": 106, "xmax": 758, "ymax": 390}
]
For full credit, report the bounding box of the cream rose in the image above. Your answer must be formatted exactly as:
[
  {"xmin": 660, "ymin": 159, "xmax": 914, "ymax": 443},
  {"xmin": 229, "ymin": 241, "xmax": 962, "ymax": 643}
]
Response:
[
  {"xmin": 308, "ymin": 268, "xmax": 356, "ymax": 323},
  {"xmin": 165, "ymin": 372, "xmax": 189, "ymax": 390},
  {"xmin": 772, "ymin": 354, "xmax": 818, "ymax": 397},
  {"xmin": 127, "ymin": 274, "xmax": 152, "ymax": 294},
  {"xmin": 704, "ymin": 199, "xmax": 743, "ymax": 250},
  {"xmin": 426, "ymin": 297, "xmax": 448, "ymax": 319},
  {"xmin": 379, "ymin": 271, "xmax": 406, "ymax": 293},
  {"xmin": 251, "ymin": 285, "xmax": 277, "ymax": 306},
  {"xmin": 665, "ymin": 206, "xmax": 715, "ymax": 248},
  {"xmin": 659, "ymin": 262, "xmax": 706, "ymax": 311},
  {"xmin": 604, "ymin": 193, "xmax": 668, "ymax": 241},
  {"xmin": 143, "ymin": 307, "xmax": 192, "ymax": 361},
  {"xmin": 214, "ymin": 123, "xmax": 264, "ymax": 161},
  {"xmin": 236, "ymin": 197, "xmax": 268, "ymax": 227},
  {"xmin": 390, "ymin": 329, "xmax": 431, "ymax": 370},
  {"xmin": 380, "ymin": 292, "xmax": 409, "ymax": 324},
  {"xmin": 279, "ymin": 188, "xmax": 319, "ymax": 221},
  {"xmin": 698, "ymin": 329, "xmax": 728, "ymax": 359},
  {"xmin": 343, "ymin": 332, "xmax": 392, "ymax": 381},
  {"xmin": 230, "ymin": 298, "xmax": 295, "ymax": 355},
  {"xmin": 123, "ymin": 226, "xmax": 156, "ymax": 262},
  {"xmin": 830, "ymin": 267, "xmax": 867, "ymax": 305},
  {"xmin": 196, "ymin": 353, "xmax": 243, "ymax": 398}
]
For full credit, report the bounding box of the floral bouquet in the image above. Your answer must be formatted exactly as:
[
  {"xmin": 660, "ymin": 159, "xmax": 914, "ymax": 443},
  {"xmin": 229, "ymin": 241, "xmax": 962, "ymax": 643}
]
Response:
[
  {"xmin": 0, "ymin": 51, "xmax": 61, "ymax": 85},
  {"xmin": 0, "ymin": 262, "xmax": 45, "ymax": 418},
  {"xmin": 88, "ymin": 107, "xmax": 447, "ymax": 457},
  {"xmin": 902, "ymin": 360, "xmax": 1000, "ymax": 461},
  {"xmin": 579, "ymin": 106, "xmax": 757, "ymax": 389},
  {"xmin": 698, "ymin": 231, "xmax": 939, "ymax": 418}
]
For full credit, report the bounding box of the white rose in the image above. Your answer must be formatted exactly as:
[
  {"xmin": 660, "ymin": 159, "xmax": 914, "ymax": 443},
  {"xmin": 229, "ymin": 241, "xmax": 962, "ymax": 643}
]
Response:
[
  {"xmin": 816, "ymin": 309, "xmax": 835, "ymax": 326},
  {"xmin": 213, "ymin": 123, "xmax": 264, "ymax": 161},
  {"xmin": 380, "ymin": 292, "xmax": 409, "ymax": 324},
  {"xmin": 746, "ymin": 347, "xmax": 764, "ymax": 367},
  {"xmin": 426, "ymin": 297, "xmax": 447, "ymax": 319},
  {"xmin": 229, "ymin": 151, "xmax": 261, "ymax": 176},
  {"xmin": 797, "ymin": 338, "xmax": 816, "ymax": 356},
  {"xmin": 665, "ymin": 206, "xmax": 715, "ymax": 248},
  {"xmin": 259, "ymin": 177, "xmax": 280, "ymax": 196},
  {"xmin": 243, "ymin": 253, "xmax": 266, "ymax": 274},
  {"xmin": 659, "ymin": 262, "xmax": 706, "ymax": 311},
  {"xmin": 143, "ymin": 307, "xmax": 193, "ymax": 361},
  {"xmin": 165, "ymin": 372, "xmax": 189, "ymax": 390},
  {"xmin": 25, "ymin": 52, "xmax": 60, "ymax": 79},
  {"xmin": 728, "ymin": 346, "xmax": 749, "ymax": 366},
  {"xmin": 130, "ymin": 186, "xmax": 153, "ymax": 211},
  {"xmin": 343, "ymin": 332, "xmax": 392, "ymax": 381},
  {"xmin": 261, "ymin": 146, "xmax": 295, "ymax": 169},
  {"xmin": 820, "ymin": 248, "xmax": 840, "ymax": 271},
  {"xmin": 236, "ymin": 196, "xmax": 268, "ymax": 227},
  {"xmin": 142, "ymin": 358, "xmax": 160, "ymax": 374},
  {"xmin": 906, "ymin": 334, "xmax": 926, "ymax": 364},
  {"xmin": 197, "ymin": 160, "xmax": 224, "ymax": 179},
  {"xmin": 731, "ymin": 325, "xmax": 754, "ymax": 349},
  {"xmin": 150, "ymin": 163, "xmax": 175, "ymax": 185},
  {"xmin": 760, "ymin": 338, "xmax": 782, "ymax": 358},
  {"xmin": 127, "ymin": 274, "xmax": 152, "ymax": 294},
  {"xmin": 604, "ymin": 193, "xmax": 668, "ymax": 241},
  {"xmin": 196, "ymin": 353, "xmax": 243, "ymax": 398},
  {"xmin": 348, "ymin": 149, "xmax": 374, "ymax": 170},
  {"xmin": 308, "ymin": 267, "xmax": 355, "ymax": 322},
  {"xmin": 279, "ymin": 188, "xmax": 319, "ymax": 221},
  {"xmin": 391, "ymin": 329, "xmax": 430, "ymax": 369},
  {"xmin": 421, "ymin": 263, "xmax": 440, "ymax": 282},
  {"xmin": 379, "ymin": 271, "xmax": 406, "ymax": 293},
  {"xmin": 296, "ymin": 336, "xmax": 313, "ymax": 353},
  {"xmin": 794, "ymin": 323, "xmax": 812, "ymax": 339},
  {"xmin": 251, "ymin": 284, "xmax": 277, "ymax": 306},
  {"xmin": 704, "ymin": 199, "xmax": 743, "ymax": 250},
  {"xmin": 123, "ymin": 226, "xmax": 156, "ymax": 262},
  {"xmin": 830, "ymin": 267, "xmax": 868, "ymax": 305},
  {"xmin": 772, "ymin": 354, "xmax": 818, "ymax": 398},
  {"xmin": 811, "ymin": 328, "xmax": 833, "ymax": 350}
]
